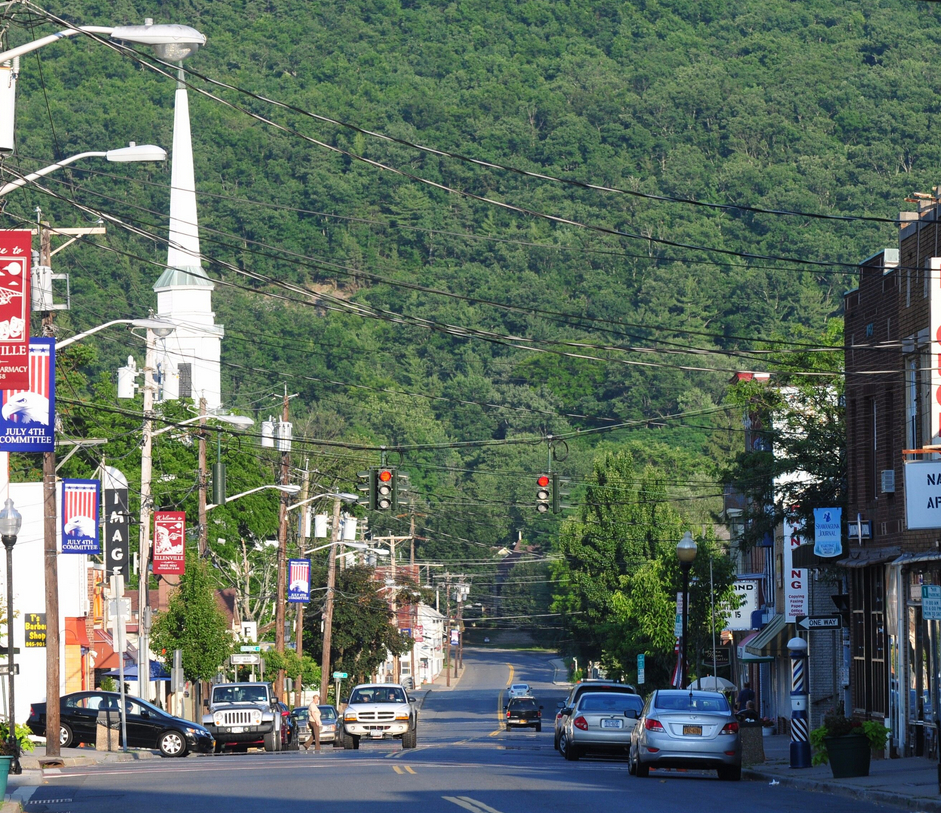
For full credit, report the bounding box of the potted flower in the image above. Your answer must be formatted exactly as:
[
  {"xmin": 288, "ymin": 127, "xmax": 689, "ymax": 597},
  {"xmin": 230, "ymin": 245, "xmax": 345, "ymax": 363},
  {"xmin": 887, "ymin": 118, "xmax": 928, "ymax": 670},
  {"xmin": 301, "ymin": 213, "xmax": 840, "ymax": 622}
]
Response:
[
  {"xmin": 760, "ymin": 716, "xmax": 776, "ymax": 737},
  {"xmin": 810, "ymin": 709, "xmax": 889, "ymax": 778},
  {"xmin": 0, "ymin": 720, "xmax": 35, "ymax": 796}
]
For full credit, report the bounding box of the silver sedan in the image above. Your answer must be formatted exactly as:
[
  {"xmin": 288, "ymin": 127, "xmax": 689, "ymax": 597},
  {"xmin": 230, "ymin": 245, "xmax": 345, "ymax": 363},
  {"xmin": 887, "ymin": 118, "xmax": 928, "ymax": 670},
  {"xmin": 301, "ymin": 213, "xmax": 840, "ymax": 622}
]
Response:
[
  {"xmin": 629, "ymin": 689, "xmax": 742, "ymax": 781},
  {"xmin": 559, "ymin": 691, "xmax": 644, "ymax": 760}
]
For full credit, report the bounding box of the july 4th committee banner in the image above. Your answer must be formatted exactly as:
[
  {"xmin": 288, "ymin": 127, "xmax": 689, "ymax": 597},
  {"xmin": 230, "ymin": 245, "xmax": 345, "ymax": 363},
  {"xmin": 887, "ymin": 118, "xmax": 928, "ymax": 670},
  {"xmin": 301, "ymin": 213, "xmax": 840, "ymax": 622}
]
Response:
[
  {"xmin": 0, "ymin": 337, "xmax": 55, "ymax": 451},
  {"xmin": 61, "ymin": 478, "xmax": 100, "ymax": 554},
  {"xmin": 0, "ymin": 230, "xmax": 31, "ymax": 389}
]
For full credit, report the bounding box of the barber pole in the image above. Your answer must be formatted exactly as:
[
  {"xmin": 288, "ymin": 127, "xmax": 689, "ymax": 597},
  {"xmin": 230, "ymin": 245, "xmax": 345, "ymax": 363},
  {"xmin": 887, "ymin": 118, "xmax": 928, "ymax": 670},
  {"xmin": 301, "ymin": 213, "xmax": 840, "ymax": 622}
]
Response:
[{"xmin": 789, "ymin": 637, "xmax": 811, "ymax": 768}]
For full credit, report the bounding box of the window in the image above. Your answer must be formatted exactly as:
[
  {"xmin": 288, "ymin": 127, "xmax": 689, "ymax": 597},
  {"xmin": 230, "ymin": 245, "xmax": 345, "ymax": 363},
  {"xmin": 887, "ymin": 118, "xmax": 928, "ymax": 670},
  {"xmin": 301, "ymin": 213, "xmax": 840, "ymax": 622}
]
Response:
[{"xmin": 178, "ymin": 363, "xmax": 192, "ymax": 399}]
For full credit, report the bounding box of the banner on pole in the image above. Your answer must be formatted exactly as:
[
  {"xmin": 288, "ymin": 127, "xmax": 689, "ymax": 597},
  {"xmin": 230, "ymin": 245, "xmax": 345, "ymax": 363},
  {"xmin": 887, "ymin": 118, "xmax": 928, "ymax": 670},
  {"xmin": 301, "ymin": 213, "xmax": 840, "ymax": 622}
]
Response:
[
  {"xmin": 0, "ymin": 337, "xmax": 55, "ymax": 451},
  {"xmin": 0, "ymin": 230, "xmax": 31, "ymax": 389},
  {"xmin": 104, "ymin": 467, "xmax": 130, "ymax": 578},
  {"xmin": 288, "ymin": 558, "xmax": 311, "ymax": 603},
  {"xmin": 153, "ymin": 511, "xmax": 186, "ymax": 575},
  {"xmin": 813, "ymin": 507, "xmax": 843, "ymax": 557},
  {"xmin": 61, "ymin": 478, "xmax": 100, "ymax": 553}
]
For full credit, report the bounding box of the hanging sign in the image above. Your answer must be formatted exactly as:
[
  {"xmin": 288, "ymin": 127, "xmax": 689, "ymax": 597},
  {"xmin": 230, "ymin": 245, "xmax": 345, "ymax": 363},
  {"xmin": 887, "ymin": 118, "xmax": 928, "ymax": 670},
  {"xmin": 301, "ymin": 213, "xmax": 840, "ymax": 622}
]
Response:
[
  {"xmin": 24, "ymin": 612, "xmax": 46, "ymax": 647},
  {"xmin": 288, "ymin": 558, "xmax": 311, "ymax": 603},
  {"xmin": 813, "ymin": 507, "xmax": 843, "ymax": 557},
  {"xmin": 0, "ymin": 337, "xmax": 54, "ymax": 451},
  {"xmin": 103, "ymin": 467, "xmax": 130, "ymax": 578},
  {"xmin": 783, "ymin": 513, "xmax": 808, "ymax": 622},
  {"xmin": 153, "ymin": 511, "xmax": 186, "ymax": 575},
  {"xmin": 0, "ymin": 230, "xmax": 31, "ymax": 389},
  {"xmin": 61, "ymin": 478, "xmax": 100, "ymax": 553}
]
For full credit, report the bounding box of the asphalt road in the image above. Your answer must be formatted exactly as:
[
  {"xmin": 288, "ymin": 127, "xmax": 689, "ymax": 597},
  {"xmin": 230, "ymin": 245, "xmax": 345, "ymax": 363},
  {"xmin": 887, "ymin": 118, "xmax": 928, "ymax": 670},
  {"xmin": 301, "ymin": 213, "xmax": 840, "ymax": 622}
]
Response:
[{"xmin": 21, "ymin": 649, "xmax": 896, "ymax": 813}]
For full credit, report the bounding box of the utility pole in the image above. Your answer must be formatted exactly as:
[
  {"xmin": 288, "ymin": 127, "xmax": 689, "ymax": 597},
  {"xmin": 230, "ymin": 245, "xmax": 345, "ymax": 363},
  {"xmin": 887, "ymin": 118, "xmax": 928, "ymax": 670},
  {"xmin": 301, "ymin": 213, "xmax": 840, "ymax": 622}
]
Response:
[
  {"xmin": 409, "ymin": 511, "xmax": 416, "ymax": 687},
  {"xmin": 294, "ymin": 463, "xmax": 309, "ymax": 709},
  {"xmin": 319, "ymin": 492, "xmax": 344, "ymax": 700},
  {"xmin": 273, "ymin": 389, "xmax": 291, "ymax": 699},
  {"xmin": 444, "ymin": 572, "xmax": 451, "ymax": 688},
  {"xmin": 197, "ymin": 397, "xmax": 208, "ymax": 556},
  {"xmin": 37, "ymin": 218, "xmax": 104, "ymax": 756}
]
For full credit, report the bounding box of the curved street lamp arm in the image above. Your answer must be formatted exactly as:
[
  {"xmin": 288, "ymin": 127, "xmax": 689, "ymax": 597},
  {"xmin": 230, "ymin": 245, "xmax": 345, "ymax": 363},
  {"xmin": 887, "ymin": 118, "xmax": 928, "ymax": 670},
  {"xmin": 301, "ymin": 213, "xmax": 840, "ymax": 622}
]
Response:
[
  {"xmin": 0, "ymin": 27, "xmax": 115, "ymax": 64},
  {"xmin": 0, "ymin": 151, "xmax": 107, "ymax": 198}
]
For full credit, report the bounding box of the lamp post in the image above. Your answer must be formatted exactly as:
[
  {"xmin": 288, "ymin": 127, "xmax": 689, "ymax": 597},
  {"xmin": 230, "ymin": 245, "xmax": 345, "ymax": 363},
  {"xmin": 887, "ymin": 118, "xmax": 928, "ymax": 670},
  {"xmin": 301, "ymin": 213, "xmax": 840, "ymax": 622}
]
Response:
[
  {"xmin": 0, "ymin": 143, "xmax": 166, "ymax": 198},
  {"xmin": 0, "ymin": 498, "xmax": 22, "ymax": 774},
  {"xmin": 677, "ymin": 531, "xmax": 698, "ymax": 689}
]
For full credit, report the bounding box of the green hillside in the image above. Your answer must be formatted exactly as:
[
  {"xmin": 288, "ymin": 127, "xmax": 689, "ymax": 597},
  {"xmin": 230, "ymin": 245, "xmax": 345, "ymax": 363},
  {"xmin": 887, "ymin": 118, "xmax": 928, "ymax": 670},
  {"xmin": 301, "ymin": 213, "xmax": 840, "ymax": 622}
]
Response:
[{"xmin": 0, "ymin": 0, "xmax": 926, "ymax": 598}]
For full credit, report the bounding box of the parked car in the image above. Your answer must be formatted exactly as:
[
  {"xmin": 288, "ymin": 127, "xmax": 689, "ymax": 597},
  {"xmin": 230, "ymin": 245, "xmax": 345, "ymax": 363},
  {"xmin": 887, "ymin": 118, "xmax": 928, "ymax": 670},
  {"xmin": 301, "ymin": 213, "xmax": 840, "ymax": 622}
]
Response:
[
  {"xmin": 554, "ymin": 680, "xmax": 636, "ymax": 750},
  {"xmin": 507, "ymin": 683, "xmax": 532, "ymax": 699},
  {"xmin": 558, "ymin": 691, "xmax": 644, "ymax": 760},
  {"xmin": 291, "ymin": 704, "xmax": 341, "ymax": 747},
  {"xmin": 27, "ymin": 690, "xmax": 214, "ymax": 757},
  {"xmin": 629, "ymin": 689, "xmax": 742, "ymax": 781},
  {"xmin": 504, "ymin": 697, "xmax": 542, "ymax": 731}
]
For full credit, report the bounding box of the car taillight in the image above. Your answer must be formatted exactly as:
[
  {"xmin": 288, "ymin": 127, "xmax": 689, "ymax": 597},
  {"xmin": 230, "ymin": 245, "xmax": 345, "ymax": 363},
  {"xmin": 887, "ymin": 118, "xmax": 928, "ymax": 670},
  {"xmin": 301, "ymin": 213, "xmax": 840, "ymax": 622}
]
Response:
[
  {"xmin": 506, "ymin": 710, "xmax": 511, "ymax": 718},
  {"xmin": 573, "ymin": 716, "xmax": 589, "ymax": 731},
  {"xmin": 720, "ymin": 721, "xmax": 739, "ymax": 734},
  {"xmin": 537, "ymin": 711, "xmax": 541, "ymax": 718},
  {"xmin": 644, "ymin": 718, "xmax": 664, "ymax": 732}
]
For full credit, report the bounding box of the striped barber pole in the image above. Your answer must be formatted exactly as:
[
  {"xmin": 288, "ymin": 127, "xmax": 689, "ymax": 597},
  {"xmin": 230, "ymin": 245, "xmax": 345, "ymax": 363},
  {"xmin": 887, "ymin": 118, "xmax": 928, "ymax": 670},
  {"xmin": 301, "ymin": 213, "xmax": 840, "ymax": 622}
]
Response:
[{"xmin": 789, "ymin": 636, "xmax": 811, "ymax": 768}]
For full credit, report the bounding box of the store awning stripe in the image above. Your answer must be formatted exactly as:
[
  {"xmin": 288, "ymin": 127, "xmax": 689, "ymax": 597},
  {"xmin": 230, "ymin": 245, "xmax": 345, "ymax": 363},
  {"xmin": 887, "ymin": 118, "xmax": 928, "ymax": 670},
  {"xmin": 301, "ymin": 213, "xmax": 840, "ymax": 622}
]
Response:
[{"xmin": 744, "ymin": 613, "xmax": 793, "ymax": 657}]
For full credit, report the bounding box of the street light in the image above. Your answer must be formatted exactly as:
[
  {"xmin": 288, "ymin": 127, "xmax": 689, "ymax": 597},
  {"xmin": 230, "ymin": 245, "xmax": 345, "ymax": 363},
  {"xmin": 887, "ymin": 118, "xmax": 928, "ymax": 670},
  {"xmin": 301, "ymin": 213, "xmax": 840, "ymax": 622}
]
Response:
[
  {"xmin": 0, "ymin": 144, "xmax": 166, "ymax": 198},
  {"xmin": 0, "ymin": 497, "xmax": 22, "ymax": 774},
  {"xmin": 205, "ymin": 483, "xmax": 299, "ymax": 511},
  {"xmin": 677, "ymin": 531, "xmax": 698, "ymax": 689},
  {"xmin": 1, "ymin": 21, "xmax": 206, "ymax": 153}
]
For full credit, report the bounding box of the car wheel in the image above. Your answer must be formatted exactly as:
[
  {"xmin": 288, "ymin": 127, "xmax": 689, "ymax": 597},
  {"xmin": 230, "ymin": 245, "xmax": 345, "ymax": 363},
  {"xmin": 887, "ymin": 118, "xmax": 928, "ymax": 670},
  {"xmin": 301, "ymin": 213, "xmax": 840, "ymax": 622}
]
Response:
[
  {"xmin": 561, "ymin": 733, "xmax": 579, "ymax": 761},
  {"xmin": 536, "ymin": 723, "xmax": 542, "ymax": 732},
  {"xmin": 213, "ymin": 741, "xmax": 224, "ymax": 754},
  {"xmin": 158, "ymin": 730, "xmax": 188, "ymax": 758},
  {"xmin": 351, "ymin": 734, "xmax": 360, "ymax": 750},
  {"xmin": 264, "ymin": 730, "xmax": 280, "ymax": 752},
  {"xmin": 635, "ymin": 754, "xmax": 649, "ymax": 778},
  {"xmin": 718, "ymin": 765, "xmax": 742, "ymax": 781},
  {"xmin": 402, "ymin": 727, "xmax": 417, "ymax": 749},
  {"xmin": 553, "ymin": 730, "xmax": 560, "ymax": 751},
  {"xmin": 59, "ymin": 723, "xmax": 74, "ymax": 749}
]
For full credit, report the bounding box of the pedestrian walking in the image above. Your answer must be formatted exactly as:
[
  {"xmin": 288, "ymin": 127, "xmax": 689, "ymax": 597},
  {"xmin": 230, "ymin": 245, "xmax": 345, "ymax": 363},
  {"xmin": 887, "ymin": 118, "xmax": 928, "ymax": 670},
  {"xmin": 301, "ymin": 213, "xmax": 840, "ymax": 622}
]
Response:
[{"xmin": 306, "ymin": 692, "xmax": 322, "ymax": 752}]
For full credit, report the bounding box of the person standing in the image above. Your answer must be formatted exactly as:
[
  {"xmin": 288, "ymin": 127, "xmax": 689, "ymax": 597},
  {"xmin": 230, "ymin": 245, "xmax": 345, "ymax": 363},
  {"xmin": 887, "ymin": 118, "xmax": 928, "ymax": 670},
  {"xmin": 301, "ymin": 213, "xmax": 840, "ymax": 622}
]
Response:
[
  {"xmin": 306, "ymin": 692, "xmax": 322, "ymax": 752},
  {"xmin": 735, "ymin": 678, "xmax": 755, "ymax": 712}
]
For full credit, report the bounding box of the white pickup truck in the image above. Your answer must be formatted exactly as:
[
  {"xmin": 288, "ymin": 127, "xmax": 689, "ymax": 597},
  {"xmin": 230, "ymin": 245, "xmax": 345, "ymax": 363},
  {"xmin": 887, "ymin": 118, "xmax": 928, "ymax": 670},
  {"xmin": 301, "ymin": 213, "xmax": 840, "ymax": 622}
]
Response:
[{"xmin": 341, "ymin": 682, "xmax": 417, "ymax": 749}]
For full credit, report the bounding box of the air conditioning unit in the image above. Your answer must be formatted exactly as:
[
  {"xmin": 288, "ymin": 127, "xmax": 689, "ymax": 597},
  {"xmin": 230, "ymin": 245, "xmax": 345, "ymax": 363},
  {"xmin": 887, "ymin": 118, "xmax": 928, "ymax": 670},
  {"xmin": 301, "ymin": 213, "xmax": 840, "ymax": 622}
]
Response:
[{"xmin": 881, "ymin": 469, "xmax": 896, "ymax": 494}]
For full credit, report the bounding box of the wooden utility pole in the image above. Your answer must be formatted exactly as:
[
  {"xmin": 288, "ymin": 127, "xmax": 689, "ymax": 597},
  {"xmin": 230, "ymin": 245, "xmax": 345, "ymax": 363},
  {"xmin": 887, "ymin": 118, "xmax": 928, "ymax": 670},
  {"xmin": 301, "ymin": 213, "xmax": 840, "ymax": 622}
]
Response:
[
  {"xmin": 319, "ymin": 492, "xmax": 344, "ymax": 700},
  {"xmin": 197, "ymin": 397, "xmax": 208, "ymax": 556},
  {"xmin": 294, "ymin": 464, "xmax": 309, "ymax": 709},
  {"xmin": 273, "ymin": 390, "xmax": 291, "ymax": 699}
]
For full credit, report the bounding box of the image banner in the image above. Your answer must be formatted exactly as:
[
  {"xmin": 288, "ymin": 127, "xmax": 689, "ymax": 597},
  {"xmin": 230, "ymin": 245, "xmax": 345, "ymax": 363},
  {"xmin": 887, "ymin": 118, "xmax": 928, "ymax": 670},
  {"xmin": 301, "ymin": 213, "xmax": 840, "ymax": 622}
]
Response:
[
  {"xmin": 153, "ymin": 511, "xmax": 186, "ymax": 575},
  {"xmin": 61, "ymin": 478, "xmax": 100, "ymax": 554},
  {"xmin": 0, "ymin": 230, "xmax": 31, "ymax": 389}
]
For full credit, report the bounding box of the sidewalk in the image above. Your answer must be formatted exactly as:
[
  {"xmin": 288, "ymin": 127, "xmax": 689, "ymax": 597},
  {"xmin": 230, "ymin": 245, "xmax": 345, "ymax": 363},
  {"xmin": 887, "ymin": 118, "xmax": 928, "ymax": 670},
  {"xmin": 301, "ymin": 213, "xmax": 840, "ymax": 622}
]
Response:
[{"xmin": 745, "ymin": 733, "xmax": 941, "ymax": 812}]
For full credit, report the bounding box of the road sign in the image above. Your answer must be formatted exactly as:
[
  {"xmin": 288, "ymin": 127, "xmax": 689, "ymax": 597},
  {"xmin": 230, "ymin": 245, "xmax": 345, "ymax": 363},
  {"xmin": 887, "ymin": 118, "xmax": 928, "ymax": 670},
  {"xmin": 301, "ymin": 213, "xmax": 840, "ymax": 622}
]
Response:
[
  {"xmin": 332, "ymin": 671, "xmax": 348, "ymax": 679},
  {"xmin": 924, "ymin": 585, "xmax": 941, "ymax": 620},
  {"xmin": 796, "ymin": 615, "xmax": 841, "ymax": 630},
  {"xmin": 637, "ymin": 653, "xmax": 645, "ymax": 685},
  {"xmin": 0, "ymin": 664, "xmax": 19, "ymax": 676},
  {"xmin": 240, "ymin": 645, "xmax": 261, "ymax": 652},
  {"xmin": 231, "ymin": 653, "xmax": 261, "ymax": 665}
]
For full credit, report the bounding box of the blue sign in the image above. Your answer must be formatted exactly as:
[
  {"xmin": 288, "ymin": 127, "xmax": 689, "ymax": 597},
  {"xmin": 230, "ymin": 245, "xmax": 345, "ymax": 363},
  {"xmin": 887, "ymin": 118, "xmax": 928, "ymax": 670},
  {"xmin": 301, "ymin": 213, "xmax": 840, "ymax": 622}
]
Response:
[
  {"xmin": 0, "ymin": 338, "xmax": 55, "ymax": 452},
  {"xmin": 813, "ymin": 507, "xmax": 842, "ymax": 558},
  {"xmin": 61, "ymin": 478, "xmax": 100, "ymax": 554},
  {"xmin": 287, "ymin": 558, "xmax": 311, "ymax": 603}
]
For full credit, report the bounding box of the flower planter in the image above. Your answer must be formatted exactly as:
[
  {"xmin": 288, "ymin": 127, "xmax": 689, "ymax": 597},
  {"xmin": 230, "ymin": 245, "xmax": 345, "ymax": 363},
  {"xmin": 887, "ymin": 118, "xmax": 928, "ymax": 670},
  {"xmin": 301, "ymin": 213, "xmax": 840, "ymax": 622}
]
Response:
[
  {"xmin": 0, "ymin": 755, "xmax": 12, "ymax": 798},
  {"xmin": 762, "ymin": 725, "xmax": 773, "ymax": 737},
  {"xmin": 824, "ymin": 734, "xmax": 871, "ymax": 778}
]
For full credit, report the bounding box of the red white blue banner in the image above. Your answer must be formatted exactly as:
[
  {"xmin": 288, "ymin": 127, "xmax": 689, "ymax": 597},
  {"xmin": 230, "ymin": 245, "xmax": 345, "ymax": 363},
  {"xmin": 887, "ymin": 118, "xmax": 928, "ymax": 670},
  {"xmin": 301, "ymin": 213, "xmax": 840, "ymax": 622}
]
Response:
[
  {"xmin": 0, "ymin": 230, "xmax": 31, "ymax": 389},
  {"xmin": 153, "ymin": 511, "xmax": 186, "ymax": 575},
  {"xmin": 61, "ymin": 478, "xmax": 100, "ymax": 554},
  {"xmin": 288, "ymin": 558, "xmax": 311, "ymax": 603},
  {"xmin": 0, "ymin": 337, "xmax": 55, "ymax": 451}
]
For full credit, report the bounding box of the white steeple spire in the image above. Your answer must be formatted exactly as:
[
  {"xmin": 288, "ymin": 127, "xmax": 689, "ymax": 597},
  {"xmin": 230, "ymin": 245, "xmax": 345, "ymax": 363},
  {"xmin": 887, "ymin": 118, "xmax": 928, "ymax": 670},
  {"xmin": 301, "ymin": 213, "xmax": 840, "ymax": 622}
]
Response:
[{"xmin": 154, "ymin": 69, "xmax": 223, "ymax": 409}]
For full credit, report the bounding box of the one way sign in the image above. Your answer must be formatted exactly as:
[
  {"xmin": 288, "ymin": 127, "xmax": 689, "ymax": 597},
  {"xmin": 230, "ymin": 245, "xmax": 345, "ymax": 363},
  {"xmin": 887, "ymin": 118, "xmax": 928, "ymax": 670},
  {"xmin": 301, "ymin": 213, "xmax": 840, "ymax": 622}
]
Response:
[{"xmin": 796, "ymin": 615, "xmax": 841, "ymax": 630}]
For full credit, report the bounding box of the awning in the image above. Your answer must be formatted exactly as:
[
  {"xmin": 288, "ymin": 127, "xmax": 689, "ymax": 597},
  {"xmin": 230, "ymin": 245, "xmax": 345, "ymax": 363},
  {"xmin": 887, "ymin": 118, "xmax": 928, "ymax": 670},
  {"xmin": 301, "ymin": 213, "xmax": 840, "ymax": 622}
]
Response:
[
  {"xmin": 104, "ymin": 660, "xmax": 170, "ymax": 681},
  {"xmin": 838, "ymin": 546, "xmax": 901, "ymax": 569},
  {"xmin": 64, "ymin": 617, "xmax": 91, "ymax": 648},
  {"xmin": 737, "ymin": 631, "xmax": 774, "ymax": 663},
  {"xmin": 892, "ymin": 551, "xmax": 941, "ymax": 566},
  {"xmin": 744, "ymin": 613, "xmax": 793, "ymax": 658}
]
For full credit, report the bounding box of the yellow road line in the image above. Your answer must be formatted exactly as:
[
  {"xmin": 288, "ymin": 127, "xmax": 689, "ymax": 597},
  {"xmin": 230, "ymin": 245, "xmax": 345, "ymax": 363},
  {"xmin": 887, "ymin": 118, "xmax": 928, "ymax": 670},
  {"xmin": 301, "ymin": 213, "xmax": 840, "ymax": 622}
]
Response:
[{"xmin": 393, "ymin": 765, "xmax": 416, "ymax": 774}]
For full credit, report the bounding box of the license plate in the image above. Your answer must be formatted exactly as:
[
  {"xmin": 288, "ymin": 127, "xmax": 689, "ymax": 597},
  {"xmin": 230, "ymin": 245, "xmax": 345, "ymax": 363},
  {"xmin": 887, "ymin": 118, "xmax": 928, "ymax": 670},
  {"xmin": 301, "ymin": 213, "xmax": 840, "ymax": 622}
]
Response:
[
  {"xmin": 230, "ymin": 726, "xmax": 243, "ymax": 734},
  {"xmin": 370, "ymin": 731, "xmax": 383, "ymax": 738},
  {"xmin": 683, "ymin": 725, "xmax": 702, "ymax": 736},
  {"xmin": 601, "ymin": 719, "xmax": 623, "ymax": 729}
]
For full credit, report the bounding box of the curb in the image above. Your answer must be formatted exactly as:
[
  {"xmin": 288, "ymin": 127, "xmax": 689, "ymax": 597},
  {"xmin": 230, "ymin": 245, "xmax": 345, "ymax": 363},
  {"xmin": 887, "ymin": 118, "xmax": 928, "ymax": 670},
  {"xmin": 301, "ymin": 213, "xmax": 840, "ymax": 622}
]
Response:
[{"xmin": 743, "ymin": 767, "xmax": 941, "ymax": 812}]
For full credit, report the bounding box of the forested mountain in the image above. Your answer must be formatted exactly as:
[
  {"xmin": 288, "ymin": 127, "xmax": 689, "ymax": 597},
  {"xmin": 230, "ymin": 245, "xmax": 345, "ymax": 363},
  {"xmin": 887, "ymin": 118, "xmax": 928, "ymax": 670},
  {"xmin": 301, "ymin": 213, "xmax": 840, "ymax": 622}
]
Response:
[{"xmin": 0, "ymin": 0, "xmax": 931, "ymax": 647}]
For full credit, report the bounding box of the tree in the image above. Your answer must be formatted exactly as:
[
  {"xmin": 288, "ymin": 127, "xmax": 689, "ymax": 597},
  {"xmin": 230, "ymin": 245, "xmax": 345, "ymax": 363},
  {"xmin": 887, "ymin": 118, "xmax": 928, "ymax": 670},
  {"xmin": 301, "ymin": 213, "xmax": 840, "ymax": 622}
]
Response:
[{"xmin": 151, "ymin": 551, "xmax": 234, "ymax": 683}]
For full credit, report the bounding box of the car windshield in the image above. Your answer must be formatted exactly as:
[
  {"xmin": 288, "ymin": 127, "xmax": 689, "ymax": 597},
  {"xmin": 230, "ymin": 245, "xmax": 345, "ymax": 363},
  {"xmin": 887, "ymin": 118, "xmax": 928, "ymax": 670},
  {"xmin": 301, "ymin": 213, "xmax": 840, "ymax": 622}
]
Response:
[
  {"xmin": 510, "ymin": 699, "xmax": 538, "ymax": 710},
  {"xmin": 213, "ymin": 686, "xmax": 269, "ymax": 704},
  {"xmin": 654, "ymin": 692, "xmax": 731, "ymax": 713},
  {"xmin": 578, "ymin": 693, "xmax": 644, "ymax": 713},
  {"xmin": 511, "ymin": 685, "xmax": 528, "ymax": 692},
  {"xmin": 351, "ymin": 687, "xmax": 406, "ymax": 704},
  {"xmin": 319, "ymin": 705, "xmax": 337, "ymax": 720}
]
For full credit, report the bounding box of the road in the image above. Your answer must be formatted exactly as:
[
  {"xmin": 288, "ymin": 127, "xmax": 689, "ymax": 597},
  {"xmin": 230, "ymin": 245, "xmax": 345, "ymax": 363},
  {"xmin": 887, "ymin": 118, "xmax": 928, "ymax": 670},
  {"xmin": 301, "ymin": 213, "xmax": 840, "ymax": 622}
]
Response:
[{"xmin": 21, "ymin": 648, "xmax": 891, "ymax": 813}]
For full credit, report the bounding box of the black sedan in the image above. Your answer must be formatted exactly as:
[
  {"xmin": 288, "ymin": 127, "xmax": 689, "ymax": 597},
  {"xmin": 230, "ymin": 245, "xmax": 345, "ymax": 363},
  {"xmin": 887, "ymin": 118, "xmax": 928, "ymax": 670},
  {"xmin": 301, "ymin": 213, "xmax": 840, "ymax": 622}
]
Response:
[{"xmin": 28, "ymin": 690, "xmax": 215, "ymax": 757}]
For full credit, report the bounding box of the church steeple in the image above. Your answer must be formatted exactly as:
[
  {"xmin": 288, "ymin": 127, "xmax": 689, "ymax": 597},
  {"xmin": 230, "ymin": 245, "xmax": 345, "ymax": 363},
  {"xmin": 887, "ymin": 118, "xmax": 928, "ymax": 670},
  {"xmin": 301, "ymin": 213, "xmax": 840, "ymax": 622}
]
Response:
[{"xmin": 154, "ymin": 69, "xmax": 223, "ymax": 409}]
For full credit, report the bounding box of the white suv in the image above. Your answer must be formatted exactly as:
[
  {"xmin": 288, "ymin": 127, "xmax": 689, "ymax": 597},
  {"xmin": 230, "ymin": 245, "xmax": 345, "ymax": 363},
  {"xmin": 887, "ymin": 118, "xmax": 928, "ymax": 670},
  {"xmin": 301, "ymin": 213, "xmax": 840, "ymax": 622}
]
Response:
[{"xmin": 341, "ymin": 683, "xmax": 417, "ymax": 749}]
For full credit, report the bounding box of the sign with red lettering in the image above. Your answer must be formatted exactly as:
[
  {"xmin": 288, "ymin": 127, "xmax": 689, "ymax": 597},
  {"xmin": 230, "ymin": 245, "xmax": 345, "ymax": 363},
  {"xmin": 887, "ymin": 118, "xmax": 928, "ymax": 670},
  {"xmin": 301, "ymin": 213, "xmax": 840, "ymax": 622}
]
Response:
[
  {"xmin": 152, "ymin": 511, "xmax": 186, "ymax": 575},
  {"xmin": 0, "ymin": 231, "xmax": 31, "ymax": 389}
]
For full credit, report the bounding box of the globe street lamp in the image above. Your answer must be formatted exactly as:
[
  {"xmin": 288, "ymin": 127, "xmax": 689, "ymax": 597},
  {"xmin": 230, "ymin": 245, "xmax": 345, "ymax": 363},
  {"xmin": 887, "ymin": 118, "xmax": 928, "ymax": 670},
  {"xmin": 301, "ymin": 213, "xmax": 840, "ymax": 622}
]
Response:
[
  {"xmin": 0, "ymin": 498, "xmax": 22, "ymax": 774},
  {"xmin": 677, "ymin": 531, "xmax": 698, "ymax": 689}
]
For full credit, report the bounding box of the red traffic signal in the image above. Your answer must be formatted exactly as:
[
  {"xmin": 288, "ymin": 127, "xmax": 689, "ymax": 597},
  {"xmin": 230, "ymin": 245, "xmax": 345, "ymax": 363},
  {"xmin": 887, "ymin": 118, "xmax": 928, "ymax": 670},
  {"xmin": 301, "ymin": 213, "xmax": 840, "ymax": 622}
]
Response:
[
  {"xmin": 378, "ymin": 469, "xmax": 393, "ymax": 483},
  {"xmin": 537, "ymin": 475, "xmax": 550, "ymax": 488},
  {"xmin": 376, "ymin": 468, "xmax": 394, "ymax": 510},
  {"xmin": 536, "ymin": 475, "xmax": 551, "ymax": 512}
]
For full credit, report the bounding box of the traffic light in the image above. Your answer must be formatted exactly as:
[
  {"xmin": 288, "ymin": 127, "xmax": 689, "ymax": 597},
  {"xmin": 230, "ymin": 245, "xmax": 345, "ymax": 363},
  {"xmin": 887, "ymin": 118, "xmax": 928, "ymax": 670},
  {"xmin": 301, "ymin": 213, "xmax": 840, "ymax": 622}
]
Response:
[
  {"xmin": 357, "ymin": 470, "xmax": 376, "ymax": 509},
  {"xmin": 552, "ymin": 473, "xmax": 570, "ymax": 514},
  {"xmin": 394, "ymin": 470, "xmax": 409, "ymax": 510},
  {"xmin": 536, "ymin": 475, "xmax": 551, "ymax": 513},
  {"xmin": 376, "ymin": 468, "xmax": 395, "ymax": 511}
]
